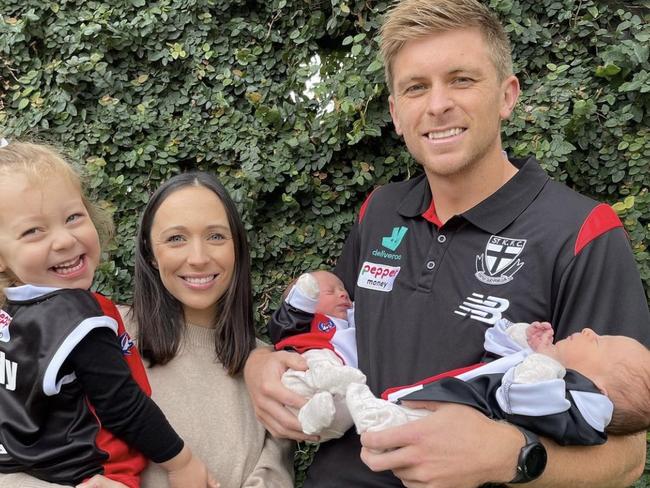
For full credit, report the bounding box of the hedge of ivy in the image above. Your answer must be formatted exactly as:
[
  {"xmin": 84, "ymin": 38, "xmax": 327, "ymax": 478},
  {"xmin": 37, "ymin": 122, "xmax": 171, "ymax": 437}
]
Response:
[{"xmin": 1, "ymin": 0, "xmax": 648, "ymax": 485}]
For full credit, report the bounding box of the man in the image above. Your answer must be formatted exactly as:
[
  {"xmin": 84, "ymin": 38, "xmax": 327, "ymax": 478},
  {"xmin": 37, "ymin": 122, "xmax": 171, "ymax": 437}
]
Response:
[{"xmin": 245, "ymin": 0, "xmax": 650, "ymax": 486}]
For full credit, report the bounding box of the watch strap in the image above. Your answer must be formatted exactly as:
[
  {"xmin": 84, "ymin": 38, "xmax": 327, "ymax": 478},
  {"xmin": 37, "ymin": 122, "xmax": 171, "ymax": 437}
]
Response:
[{"xmin": 509, "ymin": 425, "xmax": 547, "ymax": 484}]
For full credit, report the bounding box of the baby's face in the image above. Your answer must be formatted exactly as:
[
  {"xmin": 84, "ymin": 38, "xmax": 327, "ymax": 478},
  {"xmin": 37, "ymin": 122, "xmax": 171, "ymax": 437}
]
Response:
[
  {"xmin": 313, "ymin": 271, "xmax": 352, "ymax": 320},
  {"xmin": 555, "ymin": 328, "xmax": 647, "ymax": 379}
]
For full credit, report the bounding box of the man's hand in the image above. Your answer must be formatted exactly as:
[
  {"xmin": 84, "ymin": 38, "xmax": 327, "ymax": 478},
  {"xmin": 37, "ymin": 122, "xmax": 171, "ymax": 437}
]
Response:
[
  {"xmin": 244, "ymin": 347, "xmax": 318, "ymax": 441},
  {"xmin": 360, "ymin": 401, "xmax": 522, "ymax": 488}
]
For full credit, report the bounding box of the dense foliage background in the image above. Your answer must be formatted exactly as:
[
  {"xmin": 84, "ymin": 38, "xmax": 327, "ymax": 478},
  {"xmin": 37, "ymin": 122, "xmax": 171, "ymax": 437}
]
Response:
[{"xmin": 1, "ymin": 0, "xmax": 648, "ymax": 485}]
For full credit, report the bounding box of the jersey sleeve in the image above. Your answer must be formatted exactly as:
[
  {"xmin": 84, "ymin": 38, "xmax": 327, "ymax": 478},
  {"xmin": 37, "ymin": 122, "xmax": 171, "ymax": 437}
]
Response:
[
  {"xmin": 551, "ymin": 226, "xmax": 650, "ymax": 344},
  {"xmin": 67, "ymin": 328, "xmax": 184, "ymax": 463},
  {"xmin": 267, "ymin": 301, "xmax": 315, "ymax": 345}
]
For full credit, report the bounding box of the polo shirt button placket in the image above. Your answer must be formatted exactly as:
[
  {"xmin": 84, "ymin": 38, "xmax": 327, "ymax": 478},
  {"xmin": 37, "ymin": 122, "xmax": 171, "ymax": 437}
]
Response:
[
  {"xmin": 426, "ymin": 260, "xmax": 436, "ymax": 270},
  {"xmin": 437, "ymin": 234, "xmax": 446, "ymax": 243}
]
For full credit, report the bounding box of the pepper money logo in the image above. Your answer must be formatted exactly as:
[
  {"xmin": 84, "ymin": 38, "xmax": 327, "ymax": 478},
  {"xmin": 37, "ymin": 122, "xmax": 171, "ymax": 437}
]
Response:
[{"xmin": 357, "ymin": 261, "xmax": 401, "ymax": 292}]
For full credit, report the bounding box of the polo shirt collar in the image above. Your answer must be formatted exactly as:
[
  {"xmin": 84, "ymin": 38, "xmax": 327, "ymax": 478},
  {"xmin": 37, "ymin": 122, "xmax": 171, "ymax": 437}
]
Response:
[{"xmin": 397, "ymin": 157, "xmax": 549, "ymax": 234}]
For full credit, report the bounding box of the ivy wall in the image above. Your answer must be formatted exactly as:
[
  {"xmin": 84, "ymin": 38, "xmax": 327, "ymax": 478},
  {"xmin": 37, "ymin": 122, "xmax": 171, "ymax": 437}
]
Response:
[{"xmin": 1, "ymin": 0, "xmax": 648, "ymax": 485}]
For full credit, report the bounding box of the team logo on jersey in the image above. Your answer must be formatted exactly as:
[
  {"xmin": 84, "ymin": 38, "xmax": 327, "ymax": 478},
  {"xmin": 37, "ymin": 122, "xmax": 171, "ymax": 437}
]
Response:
[
  {"xmin": 357, "ymin": 261, "xmax": 400, "ymax": 292},
  {"xmin": 475, "ymin": 235, "xmax": 526, "ymax": 285},
  {"xmin": 0, "ymin": 310, "xmax": 12, "ymax": 343},
  {"xmin": 119, "ymin": 331, "xmax": 135, "ymax": 356},
  {"xmin": 454, "ymin": 293, "xmax": 510, "ymax": 325},
  {"xmin": 317, "ymin": 318, "xmax": 336, "ymax": 333}
]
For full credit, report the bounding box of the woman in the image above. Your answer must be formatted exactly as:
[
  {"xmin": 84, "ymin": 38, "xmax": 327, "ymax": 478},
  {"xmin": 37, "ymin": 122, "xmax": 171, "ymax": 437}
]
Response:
[{"xmin": 0, "ymin": 172, "xmax": 293, "ymax": 488}]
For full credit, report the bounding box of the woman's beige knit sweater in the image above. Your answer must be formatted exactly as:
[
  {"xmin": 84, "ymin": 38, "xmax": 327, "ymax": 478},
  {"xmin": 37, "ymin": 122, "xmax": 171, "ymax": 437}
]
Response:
[{"xmin": 140, "ymin": 323, "xmax": 294, "ymax": 488}]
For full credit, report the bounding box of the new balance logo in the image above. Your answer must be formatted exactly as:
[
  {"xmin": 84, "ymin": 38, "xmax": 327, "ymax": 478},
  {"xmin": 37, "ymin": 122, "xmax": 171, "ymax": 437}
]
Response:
[
  {"xmin": 382, "ymin": 226, "xmax": 407, "ymax": 251},
  {"xmin": 454, "ymin": 293, "xmax": 510, "ymax": 325}
]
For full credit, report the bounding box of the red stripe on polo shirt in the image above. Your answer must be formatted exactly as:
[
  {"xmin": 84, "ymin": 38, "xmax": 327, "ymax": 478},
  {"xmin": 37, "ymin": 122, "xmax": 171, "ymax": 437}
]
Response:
[
  {"xmin": 422, "ymin": 199, "xmax": 443, "ymax": 228},
  {"xmin": 574, "ymin": 204, "xmax": 623, "ymax": 256},
  {"xmin": 359, "ymin": 188, "xmax": 380, "ymax": 223}
]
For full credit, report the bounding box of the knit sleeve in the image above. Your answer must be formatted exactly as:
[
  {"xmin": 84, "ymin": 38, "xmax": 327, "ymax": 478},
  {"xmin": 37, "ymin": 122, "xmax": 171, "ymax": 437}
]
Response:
[
  {"xmin": 0, "ymin": 473, "xmax": 69, "ymax": 488},
  {"xmin": 241, "ymin": 432, "xmax": 294, "ymax": 488}
]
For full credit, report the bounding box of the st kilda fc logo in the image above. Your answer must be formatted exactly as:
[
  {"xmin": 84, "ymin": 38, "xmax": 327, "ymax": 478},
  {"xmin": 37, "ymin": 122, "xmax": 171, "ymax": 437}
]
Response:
[{"xmin": 475, "ymin": 235, "xmax": 526, "ymax": 285}]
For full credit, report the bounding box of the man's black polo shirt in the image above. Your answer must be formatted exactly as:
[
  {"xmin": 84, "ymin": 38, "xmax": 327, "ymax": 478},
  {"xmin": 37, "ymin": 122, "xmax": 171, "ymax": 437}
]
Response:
[{"xmin": 305, "ymin": 157, "xmax": 650, "ymax": 487}]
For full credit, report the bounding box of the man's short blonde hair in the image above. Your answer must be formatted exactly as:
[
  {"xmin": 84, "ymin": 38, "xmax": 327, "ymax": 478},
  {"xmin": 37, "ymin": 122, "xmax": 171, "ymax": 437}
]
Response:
[{"xmin": 380, "ymin": 0, "xmax": 513, "ymax": 92}]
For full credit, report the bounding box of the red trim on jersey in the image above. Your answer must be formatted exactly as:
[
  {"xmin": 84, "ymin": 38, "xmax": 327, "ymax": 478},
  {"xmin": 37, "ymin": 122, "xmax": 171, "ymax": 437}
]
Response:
[
  {"xmin": 90, "ymin": 293, "xmax": 150, "ymax": 487},
  {"xmin": 274, "ymin": 313, "xmax": 343, "ymax": 361},
  {"xmin": 358, "ymin": 188, "xmax": 380, "ymax": 223},
  {"xmin": 574, "ymin": 204, "xmax": 623, "ymax": 256},
  {"xmin": 422, "ymin": 199, "xmax": 443, "ymax": 228},
  {"xmin": 381, "ymin": 363, "xmax": 485, "ymax": 400}
]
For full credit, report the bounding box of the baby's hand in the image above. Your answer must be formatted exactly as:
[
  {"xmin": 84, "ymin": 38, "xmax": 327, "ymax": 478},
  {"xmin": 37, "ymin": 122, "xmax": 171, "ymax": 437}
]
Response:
[
  {"xmin": 526, "ymin": 321, "xmax": 554, "ymax": 352},
  {"xmin": 295, "ymin": 272, "xmax": 320, "ymax": 300},
  {"xmin": 162, "ymin": 446, "xmax": 219, "ymax": 488}
]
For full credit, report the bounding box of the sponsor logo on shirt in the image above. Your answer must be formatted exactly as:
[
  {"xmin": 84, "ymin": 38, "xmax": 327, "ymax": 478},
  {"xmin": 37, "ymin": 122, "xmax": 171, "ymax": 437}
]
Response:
[
  {"xmin": 0, "ymin": 351, "xmax": 17, "ymax": 391},
  {"xmin": 454, "ymin": 293, "xmax": 510, "ymax": 324},
  {"xmin": 371, "ymin": 248, "xmax": 402, "ymax": 261},
  {"xmin": 317, "ymin": 318, "xmax": 336, "ymax": 333},
  {"xmin": 382, "ymin": 226, "xmax": 408, "ymax": 251},
  {"xmin": 370, "ymin": 226, "xmax": 407, "ymax": 261},
  {"xmin": 357, "ymin": 261, "xmax": 400, "ymax": 292},
  {"xmin": 119, "ymin": 331, "xmax": 135, "ymax": 356},
  {"xmin": 0, "ymin": 310, "xmax": 12, "ymax": 343},
  {"xmin": 475, "ymin": 235, "xmax": 526, "ymax": 285}
]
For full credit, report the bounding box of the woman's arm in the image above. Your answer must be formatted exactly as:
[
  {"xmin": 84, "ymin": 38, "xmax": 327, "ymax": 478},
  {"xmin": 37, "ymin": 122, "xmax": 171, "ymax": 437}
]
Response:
[
  {"xmin": 242, "ymin": 432, "xmax": 295, "ymax": 488},
  {"xmin": 0, "ymin": 472, "xmax": 121, "ymax": 488}
]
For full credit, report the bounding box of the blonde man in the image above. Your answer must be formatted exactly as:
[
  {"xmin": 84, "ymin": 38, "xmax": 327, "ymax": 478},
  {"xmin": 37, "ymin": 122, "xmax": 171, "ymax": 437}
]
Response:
[{"xmin": 245, "ymin": 0, "xmax": 650, "ymax": 486}]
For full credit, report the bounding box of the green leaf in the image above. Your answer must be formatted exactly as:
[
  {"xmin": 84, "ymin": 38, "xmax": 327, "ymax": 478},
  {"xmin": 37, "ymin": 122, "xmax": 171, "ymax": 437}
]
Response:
[
  {"xmin": 595, "ymin": 64, "xmax": 621, "ymax": 77},
  {"xmin": 366, "ymin": 60, "xmax": 383, "ymax": 72}
]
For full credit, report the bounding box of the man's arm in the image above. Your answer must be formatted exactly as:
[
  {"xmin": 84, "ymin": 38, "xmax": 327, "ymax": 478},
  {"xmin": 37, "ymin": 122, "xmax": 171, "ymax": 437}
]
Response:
[
  {"xmin": 243, "ymin": 346, "xmax": 318, "ymax": 442},
  {"xmin": 526, "ymin": 432, "xmax": 646, "ymax": 488},
  {"xmin": 360, "ymin": 401, "xmax": 646, "ymax": 488}
]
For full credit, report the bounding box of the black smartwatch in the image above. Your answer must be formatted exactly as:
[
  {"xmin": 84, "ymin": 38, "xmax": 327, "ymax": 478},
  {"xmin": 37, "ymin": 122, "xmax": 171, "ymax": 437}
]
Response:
[{"xmin": 509, "ymin": 426, "xmax": 547, "ymax": 483}]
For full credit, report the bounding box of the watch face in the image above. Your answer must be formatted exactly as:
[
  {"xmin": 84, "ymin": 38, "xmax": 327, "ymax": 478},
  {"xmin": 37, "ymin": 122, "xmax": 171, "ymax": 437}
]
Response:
[{"xmin": 524, "ymin": 444, "xmax": 548, "ymax": 478}]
